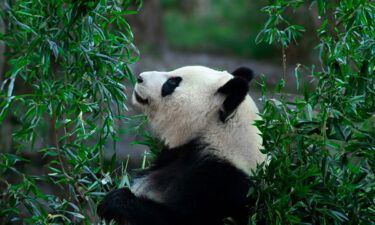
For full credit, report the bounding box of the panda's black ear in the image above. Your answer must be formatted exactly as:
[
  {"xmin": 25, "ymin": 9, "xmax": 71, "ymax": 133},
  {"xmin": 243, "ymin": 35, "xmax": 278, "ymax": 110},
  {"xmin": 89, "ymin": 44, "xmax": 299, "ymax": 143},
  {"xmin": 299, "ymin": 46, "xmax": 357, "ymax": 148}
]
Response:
[
  {"xmin": 231, "ymin": 67, "xmax": 254, "ymax": 83},
  {"xmin": 217, "ymin": 77, "xmax": 249, "ymax": 123}
]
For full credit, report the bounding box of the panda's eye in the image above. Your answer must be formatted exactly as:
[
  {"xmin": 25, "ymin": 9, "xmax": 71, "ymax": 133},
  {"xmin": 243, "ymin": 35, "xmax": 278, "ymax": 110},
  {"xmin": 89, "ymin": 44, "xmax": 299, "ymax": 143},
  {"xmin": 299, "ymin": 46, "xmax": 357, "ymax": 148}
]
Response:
[
  {"xmin": 162, "ymin": 77, "xmax": 182, "ymax": 97},
  {"xmin": 167, "ymin": 78, "xmax": 179, "ymax": 86}
]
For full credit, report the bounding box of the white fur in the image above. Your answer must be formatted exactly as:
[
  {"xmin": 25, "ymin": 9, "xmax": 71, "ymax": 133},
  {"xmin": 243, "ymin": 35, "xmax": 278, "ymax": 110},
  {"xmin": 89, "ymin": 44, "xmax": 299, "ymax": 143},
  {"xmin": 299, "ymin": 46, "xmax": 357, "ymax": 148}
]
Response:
[{"xmin": 132, "ymin": 66, "xmax": 265, "ymax": 175}]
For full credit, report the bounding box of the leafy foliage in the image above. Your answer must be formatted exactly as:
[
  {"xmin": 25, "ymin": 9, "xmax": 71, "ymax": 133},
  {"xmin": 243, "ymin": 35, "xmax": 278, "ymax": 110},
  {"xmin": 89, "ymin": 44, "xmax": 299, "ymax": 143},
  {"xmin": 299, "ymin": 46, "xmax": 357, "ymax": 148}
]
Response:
[
  {"xmin": 0, "ymin": 0, "xmax": 141, "ymax": 224},
  {"xmin": 252, "ymin": 0, "xmax": 375, "ymax": 224}
]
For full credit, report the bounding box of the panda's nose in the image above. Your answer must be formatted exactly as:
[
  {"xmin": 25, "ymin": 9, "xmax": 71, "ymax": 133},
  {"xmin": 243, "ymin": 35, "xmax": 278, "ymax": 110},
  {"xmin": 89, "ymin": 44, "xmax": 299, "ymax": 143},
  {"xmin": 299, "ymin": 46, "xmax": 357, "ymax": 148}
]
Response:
[{"xmin": 137, "ymin": 76, "xmax": 144, "ymax": 83}]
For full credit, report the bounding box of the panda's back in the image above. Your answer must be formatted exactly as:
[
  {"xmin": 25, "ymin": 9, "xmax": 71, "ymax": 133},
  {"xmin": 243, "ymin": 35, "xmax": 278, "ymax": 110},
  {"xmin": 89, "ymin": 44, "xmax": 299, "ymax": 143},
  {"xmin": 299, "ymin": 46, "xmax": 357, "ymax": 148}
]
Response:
[{"xmin": 131, "ymin": 138, "xmax": 252, "ymax": 224}]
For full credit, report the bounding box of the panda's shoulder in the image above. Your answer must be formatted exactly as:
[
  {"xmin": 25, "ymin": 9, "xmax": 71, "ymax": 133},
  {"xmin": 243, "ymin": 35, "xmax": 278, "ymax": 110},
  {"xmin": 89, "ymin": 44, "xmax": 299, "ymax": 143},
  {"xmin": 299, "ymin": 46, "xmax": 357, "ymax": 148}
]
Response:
[
  {"xmin": 149, "ymin": 139, "xmax": 207, "ymax": 170},
  {"xmin": 151, "ymin": 139, "xmax": 249, "ymax": 182}
]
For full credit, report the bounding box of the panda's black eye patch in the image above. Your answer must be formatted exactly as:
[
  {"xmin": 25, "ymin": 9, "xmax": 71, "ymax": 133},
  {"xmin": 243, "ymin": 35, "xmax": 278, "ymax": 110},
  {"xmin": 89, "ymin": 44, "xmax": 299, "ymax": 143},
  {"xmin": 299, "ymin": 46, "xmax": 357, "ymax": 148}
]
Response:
[{"xmin": 162, "ymin": 77, "xmax": 182, "ymax": 97}]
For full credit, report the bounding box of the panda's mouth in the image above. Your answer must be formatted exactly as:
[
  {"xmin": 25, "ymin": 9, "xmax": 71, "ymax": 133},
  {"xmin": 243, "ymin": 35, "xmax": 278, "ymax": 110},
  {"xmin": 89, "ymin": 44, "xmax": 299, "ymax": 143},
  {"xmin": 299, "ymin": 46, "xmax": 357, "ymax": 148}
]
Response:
[{"xmin": 134, "ymin": 91, "xmax": 149, "ymax": 105}]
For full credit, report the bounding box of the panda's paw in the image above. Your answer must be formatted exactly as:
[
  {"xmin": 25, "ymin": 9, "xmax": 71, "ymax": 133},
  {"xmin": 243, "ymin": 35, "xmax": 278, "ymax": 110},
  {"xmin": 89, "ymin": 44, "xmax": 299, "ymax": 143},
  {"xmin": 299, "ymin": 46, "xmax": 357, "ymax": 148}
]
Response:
[{"xmin": 97, "ymin": 188, "xmax": 134, "ymax": 222}]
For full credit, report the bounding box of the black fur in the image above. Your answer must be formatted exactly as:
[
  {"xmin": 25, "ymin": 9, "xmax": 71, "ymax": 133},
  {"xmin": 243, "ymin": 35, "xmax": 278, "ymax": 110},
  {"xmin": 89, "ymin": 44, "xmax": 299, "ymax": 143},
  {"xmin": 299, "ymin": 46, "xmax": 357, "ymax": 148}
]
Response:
[
  {"xmin": 97, "ymin": 188, "xmax": 177, "ymax": 225},
  {"xmin": 217, "ymin": 77, "xmax": 250, "ymax": 122},
  {"xmin": 161, "ymin": 77, "xmax": 182, "ymax": 97},
  {"xmin": 98, "ymin": 139, "xmax": 252, "ymax": 225},
  {"xmin": 232, "ymin": 67, "xmax": 254, "ymax": 82}
]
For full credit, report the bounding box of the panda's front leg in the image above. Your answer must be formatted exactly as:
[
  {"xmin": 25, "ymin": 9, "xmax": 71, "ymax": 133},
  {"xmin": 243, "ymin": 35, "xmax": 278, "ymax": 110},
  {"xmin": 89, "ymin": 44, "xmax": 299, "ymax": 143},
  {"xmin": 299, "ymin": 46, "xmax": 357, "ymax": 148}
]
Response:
[
  {"xmin": 97, "ymin": 188, "xmax": 178, "ymax": 225},
  {"xmin": 97, "ymin": 188, "xmax": 131, "ymax": 223}
]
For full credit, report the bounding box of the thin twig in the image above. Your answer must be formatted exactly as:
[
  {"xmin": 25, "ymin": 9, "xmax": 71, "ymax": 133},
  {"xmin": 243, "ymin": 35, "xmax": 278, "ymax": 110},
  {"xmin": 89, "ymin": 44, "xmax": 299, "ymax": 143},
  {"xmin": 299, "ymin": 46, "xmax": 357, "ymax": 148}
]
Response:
[
  {"xmin": 282, "ymin": 44, "xmax": 287, "ymax": 80},
  {"xmin": 51, "ymin": 114, "xmax": 73, "ymax": 180}
]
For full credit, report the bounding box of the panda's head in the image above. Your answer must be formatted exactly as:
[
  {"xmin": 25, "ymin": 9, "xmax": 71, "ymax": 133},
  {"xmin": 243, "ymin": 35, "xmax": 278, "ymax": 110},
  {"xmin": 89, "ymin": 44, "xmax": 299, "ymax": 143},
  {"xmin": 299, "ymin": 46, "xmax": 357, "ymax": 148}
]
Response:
[{"xmin": 132, "ymin": 66, "xmax": 260, "ymax": 150}]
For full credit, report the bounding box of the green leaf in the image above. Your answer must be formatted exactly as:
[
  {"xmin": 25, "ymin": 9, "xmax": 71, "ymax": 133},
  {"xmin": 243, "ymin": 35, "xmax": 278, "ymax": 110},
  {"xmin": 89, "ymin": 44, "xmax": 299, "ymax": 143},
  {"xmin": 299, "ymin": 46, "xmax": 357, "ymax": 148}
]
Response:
[
  {"xmin": 294, "ymin": 64, "xmax": 302, "ymax": 90},
  {"xmin": 317, "ymin": 0, "xmax": 326, "ymax": 16}
]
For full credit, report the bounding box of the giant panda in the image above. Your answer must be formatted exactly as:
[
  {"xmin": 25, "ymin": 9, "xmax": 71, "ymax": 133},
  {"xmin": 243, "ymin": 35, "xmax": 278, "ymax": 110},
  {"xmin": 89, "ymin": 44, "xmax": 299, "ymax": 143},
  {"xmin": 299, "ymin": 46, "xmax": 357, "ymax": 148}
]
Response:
[{"xmin": 97, "ymin": 66, "xmax": 266, "ymax": 225}]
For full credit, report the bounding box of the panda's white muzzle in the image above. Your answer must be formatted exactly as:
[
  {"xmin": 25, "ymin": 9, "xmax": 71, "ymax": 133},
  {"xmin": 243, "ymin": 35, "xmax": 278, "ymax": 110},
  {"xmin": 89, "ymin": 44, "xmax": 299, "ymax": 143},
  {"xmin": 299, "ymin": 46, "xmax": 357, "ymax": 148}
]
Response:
[{"xmin": 133, "ymin": 91, "xmax": 149, "ymax": 105}]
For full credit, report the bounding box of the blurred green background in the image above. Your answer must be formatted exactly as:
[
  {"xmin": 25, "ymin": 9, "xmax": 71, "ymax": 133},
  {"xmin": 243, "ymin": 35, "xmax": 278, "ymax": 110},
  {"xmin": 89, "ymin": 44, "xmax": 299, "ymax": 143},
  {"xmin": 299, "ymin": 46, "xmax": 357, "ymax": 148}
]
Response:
[{"xmin": 161, "ymin": 0, "xmax": 273, "ymax": 59}]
